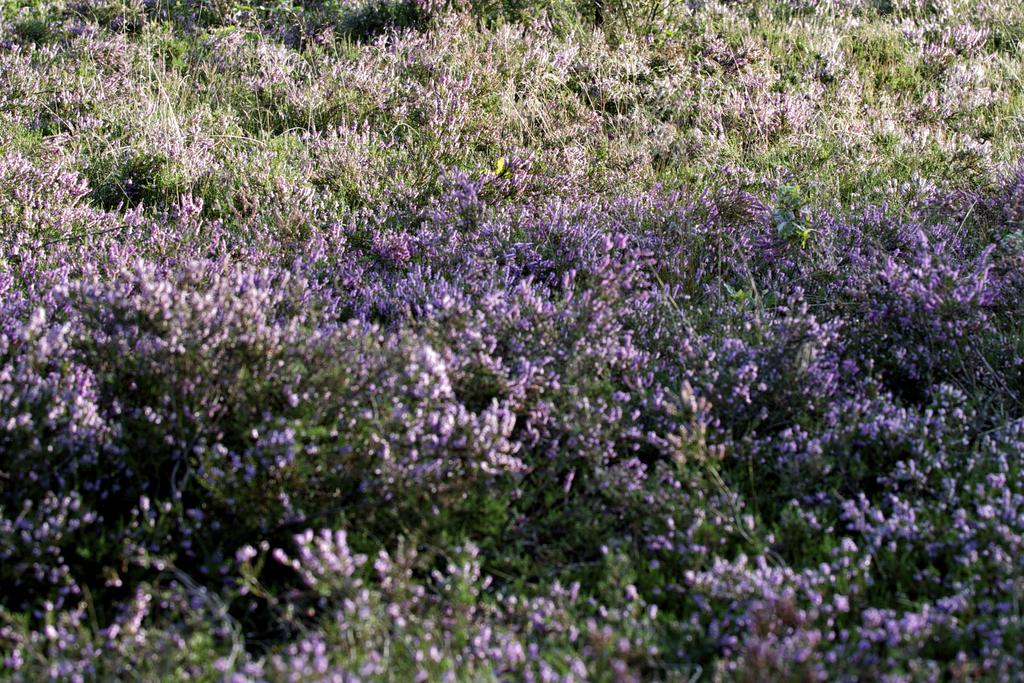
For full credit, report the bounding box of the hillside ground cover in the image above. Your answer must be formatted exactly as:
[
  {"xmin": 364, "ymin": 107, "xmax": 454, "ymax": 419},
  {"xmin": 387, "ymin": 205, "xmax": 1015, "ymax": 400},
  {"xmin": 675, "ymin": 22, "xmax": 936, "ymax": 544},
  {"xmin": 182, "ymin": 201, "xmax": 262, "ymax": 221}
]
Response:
[{"xmin": 2, "ymin": 0, "xmax": 1024, "ymax": 679}]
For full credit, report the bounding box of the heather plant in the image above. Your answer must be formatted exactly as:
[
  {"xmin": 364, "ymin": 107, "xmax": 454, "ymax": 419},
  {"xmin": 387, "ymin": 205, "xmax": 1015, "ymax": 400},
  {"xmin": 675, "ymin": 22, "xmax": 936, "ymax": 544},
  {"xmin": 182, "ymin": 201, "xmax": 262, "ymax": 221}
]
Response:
[{"xmin": 3, "ymin": 0, "xmax": 1024, "ymax": 680}]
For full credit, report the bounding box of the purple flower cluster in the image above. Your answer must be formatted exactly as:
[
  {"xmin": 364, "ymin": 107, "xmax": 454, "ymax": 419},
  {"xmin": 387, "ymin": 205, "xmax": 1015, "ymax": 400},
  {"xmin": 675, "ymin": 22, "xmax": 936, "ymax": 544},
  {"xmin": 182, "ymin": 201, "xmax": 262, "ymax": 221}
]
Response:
[{"xmin": 2, "ymin": 138, "xmax": 1022, "ymax": 677}]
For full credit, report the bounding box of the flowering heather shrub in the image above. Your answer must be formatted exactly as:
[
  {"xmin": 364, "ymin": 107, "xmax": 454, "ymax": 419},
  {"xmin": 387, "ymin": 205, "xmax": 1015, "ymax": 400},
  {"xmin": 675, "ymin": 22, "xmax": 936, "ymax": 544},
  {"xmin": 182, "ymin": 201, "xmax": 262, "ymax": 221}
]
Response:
[
  {"xmin": 3, "ymin": 0, "xmax": 1024, "ymax": 680},
  {"xmin": 843, "ymin": 235, "xmax": 999, "ymax": 398}
]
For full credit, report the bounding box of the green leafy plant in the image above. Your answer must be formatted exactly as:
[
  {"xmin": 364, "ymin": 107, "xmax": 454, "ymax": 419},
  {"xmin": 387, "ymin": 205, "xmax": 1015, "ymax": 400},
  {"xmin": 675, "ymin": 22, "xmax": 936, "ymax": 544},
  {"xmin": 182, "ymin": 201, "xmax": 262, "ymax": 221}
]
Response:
[{"xmin": 773, "ymin": 184, "xmax": 814, "ymax": 248}]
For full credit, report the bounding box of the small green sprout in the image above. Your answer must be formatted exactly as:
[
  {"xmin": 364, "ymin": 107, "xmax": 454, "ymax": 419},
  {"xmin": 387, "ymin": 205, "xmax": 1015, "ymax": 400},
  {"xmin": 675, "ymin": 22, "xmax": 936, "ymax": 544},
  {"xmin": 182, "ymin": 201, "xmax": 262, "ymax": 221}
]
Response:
[
  {"xmin": 494, "ymin": 156, "xmax": 508, "ymax": 178},
  {"xmin": 724, "ymin": 282, "xmax": 750, "ymax": 304}
]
